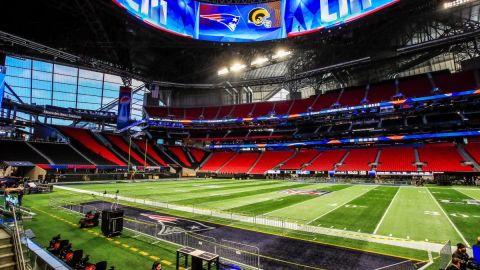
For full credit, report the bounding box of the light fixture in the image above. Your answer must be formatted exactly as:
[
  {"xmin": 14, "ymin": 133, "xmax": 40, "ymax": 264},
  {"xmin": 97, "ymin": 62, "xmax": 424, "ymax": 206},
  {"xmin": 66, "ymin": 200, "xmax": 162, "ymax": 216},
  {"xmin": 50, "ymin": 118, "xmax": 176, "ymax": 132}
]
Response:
[
  {"xmin": 444, "ymin": 0, "xmax": 473, "ymax": 9},
  {"xmin": 218, "ymin": 67, "xmax": 229, "ymax": 76},
  {"xmin": 272, "ymin": 49, "xmax": 292, "ymax": 60},
  {"xmin": 251, "ymin": 56, "xmax": 269, "ymax": 66},
  {"xmin": 230, "ymin": 63, "xmax": 246, "ymax": 72}
]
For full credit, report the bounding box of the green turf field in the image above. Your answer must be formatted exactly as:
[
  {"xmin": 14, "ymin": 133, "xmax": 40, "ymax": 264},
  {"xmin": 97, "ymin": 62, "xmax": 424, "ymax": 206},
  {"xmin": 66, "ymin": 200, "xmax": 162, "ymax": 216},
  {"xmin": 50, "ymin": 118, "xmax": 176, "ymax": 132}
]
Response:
[
  {"xmin": 66, "ymin": 179, "xmax": 480, "ymax": 246},
  {"xmin": 23, "ymin": 179, "xmax": 480, "ymax": 269}
]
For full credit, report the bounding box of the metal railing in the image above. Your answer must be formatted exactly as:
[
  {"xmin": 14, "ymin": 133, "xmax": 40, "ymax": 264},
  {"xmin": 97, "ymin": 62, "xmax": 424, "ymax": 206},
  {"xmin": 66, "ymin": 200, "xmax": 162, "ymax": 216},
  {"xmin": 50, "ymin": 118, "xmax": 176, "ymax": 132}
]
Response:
[
  {"xmin": 9, "ymin": 206, "xmax": 28, "ymax": 270},
  {"xmin": 55, "ymin": 199, "xmax": 261, "ymax": 269}
]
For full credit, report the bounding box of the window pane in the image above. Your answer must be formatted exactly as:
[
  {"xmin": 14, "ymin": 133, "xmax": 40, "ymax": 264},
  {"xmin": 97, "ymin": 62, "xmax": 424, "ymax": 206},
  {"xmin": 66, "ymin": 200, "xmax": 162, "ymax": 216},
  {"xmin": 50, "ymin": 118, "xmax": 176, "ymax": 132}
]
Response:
[
  {"xmin": 77, "ymin": 102, "xmax": 99, "ymax": 110},
  {"xmin": 5, "ymin": 57, "xmax": 31, "ymax": 69},
  {"xmin": 32, "ymin": 98, "xmax": 51, "ymax": 106},
  {"xmin": 78, "ymin": 85, "xmax": 102, "ymax": 96},
  {"xmin": 32, "ymin": 89, "xmax": 52, "ymax": 99},
  {"xmin": 103, "ymin": 89, "xmax": 118, "ymax": 98},
  {"xmin": 79, "ymin": 78, "xmax": 102, "ymax": 89},
  {"xmin": 53, "ymin": 82, "xmax": 77, "ymax": 93},
  {"xmin": 54, "ymin": 64, "xmax": 77, "ymax": 76},
  {"xmin": 33, "ymin": 61, "xmax": 53, "ymax": 72},
  {"xmin": 53, "ymin": 91, "xmax": 76, "ymax": 101},
  {"xmin": 53, "ymin": 73, "xmax": 77, "ymax": 85},
  {"xmin": 77, "ymin": 94, "xmax": 101, "ymax": 104},
  {"xmin": 104, "ymin": 74, "xmax": 122, "ymax": 84},
  {"xmin": 52, "ymin": 100, "xmax": 76, "ymax": 108},
  {"xmin": 5, "ymin": 76, "xmax": 31, "ymax": 88},
  {"xmin": 104, "ymin": 81, "xmax": 121, "ymax": 91},
  {"xmin": 5, "ymin": 66, "xmax": 31, "ymax": 78},
  {"xmin": 32, "ymin": 70, "xmax": 52, "ymax": 81},
  {"xmin": 79, "ymin": 69, "xmax": 103, "ymax": 80},
  {"xmin": 32, "ymin": 80, "xmax": 52, "ymax": 90}
]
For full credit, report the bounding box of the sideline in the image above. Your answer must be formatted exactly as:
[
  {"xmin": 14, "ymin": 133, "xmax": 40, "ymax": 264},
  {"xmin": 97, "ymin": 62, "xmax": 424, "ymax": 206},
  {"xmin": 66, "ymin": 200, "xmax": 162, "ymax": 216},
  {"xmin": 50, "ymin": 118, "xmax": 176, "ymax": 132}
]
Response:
[{"xmin": 55, "ymin": 185, "xmax": 446, "ymax": 253}]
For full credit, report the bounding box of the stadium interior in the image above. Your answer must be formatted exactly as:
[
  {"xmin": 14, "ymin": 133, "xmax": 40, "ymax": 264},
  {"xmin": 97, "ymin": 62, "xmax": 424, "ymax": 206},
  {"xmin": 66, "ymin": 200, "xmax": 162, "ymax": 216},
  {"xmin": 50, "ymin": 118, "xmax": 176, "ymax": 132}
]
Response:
[{"xmin": 1, "ymin": 0, "xmax": 480, "ymax": 269}]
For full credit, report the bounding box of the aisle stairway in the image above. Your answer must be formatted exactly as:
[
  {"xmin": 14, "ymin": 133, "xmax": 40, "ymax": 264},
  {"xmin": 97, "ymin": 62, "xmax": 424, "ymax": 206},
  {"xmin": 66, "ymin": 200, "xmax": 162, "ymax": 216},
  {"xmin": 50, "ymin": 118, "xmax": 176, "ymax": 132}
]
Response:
[{"xmin": 0, "ymin": 229, "xmax": 15, "ymax": 270}]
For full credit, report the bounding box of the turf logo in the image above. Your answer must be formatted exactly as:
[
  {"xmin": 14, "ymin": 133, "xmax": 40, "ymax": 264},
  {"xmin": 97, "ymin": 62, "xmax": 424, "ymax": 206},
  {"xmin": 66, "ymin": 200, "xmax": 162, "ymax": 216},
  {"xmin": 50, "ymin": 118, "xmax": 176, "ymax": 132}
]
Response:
[
  {"xmin": 281, "ymin": 190, "xmax": 331, "ymax": 196},
  {"xmin": 140, "ymin": 213, "xmax": 215, "ymax": 235}
]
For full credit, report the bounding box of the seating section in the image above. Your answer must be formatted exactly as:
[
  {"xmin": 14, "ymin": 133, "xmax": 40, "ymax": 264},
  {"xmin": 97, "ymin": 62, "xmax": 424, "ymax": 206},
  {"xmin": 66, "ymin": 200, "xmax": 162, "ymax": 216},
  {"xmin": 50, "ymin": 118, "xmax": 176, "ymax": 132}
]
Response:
[
  {"xmin": 338, "ymin": 87, "xmax": 366, "ymax": 107},
  {"xmin": 249, "ymin": 151, "xmax": 294, "ymax": 174},
  {"xmin": 305, "ymin": 150, "xmax": 347, "ymax": 171},
  {"xmin": 30, "ymin": 142, "xmax": 92, "ymax": 165},
  {"xmin": 376, "ymin": 147, "xmax": 416, "ymax": 172},
  {"xmin": 218, "ymin": 152, "xmax": 260, "ymax": 174},
  {"xmin": 134, "ymin": 140, "xmax": 167, "ymax": 166},
  {"xmin": 199, "ymin": 152, "xmax": 236, "ymax": 172},
  {"xmin": 336, "ymin": 149, "xmax": 377, "ymax": 171},
  {"xmin": 58, "ymin": 127, "xmax": 125, "ymax": 165},
  {"xmin": 0, "ymin": 140, "xmax": 50, "ymax": 164},
  {"xmin": 105, "ymin": 135, "xmax": 148, "ymax": 166},
  {"xmin": 280, "ymin": 149, "xmax": 319, "ymax": 170},
  {"xmin": 144, "ymin": 71, "xmax": 478, "ymax": 121},
  {"xmin": 189, "ymin": 148, "xmax": 207, "ymax": 163},
  {"xmin": 465, "ymin": 141, "xmax": 480, "ymax": 165},
  {"xmin": 168, "ymin": 146, "xmax": 192, "ymax": 167},
  {"xmin": 418, "ymin": 143, "xmax": 472, "ymax": 172}
]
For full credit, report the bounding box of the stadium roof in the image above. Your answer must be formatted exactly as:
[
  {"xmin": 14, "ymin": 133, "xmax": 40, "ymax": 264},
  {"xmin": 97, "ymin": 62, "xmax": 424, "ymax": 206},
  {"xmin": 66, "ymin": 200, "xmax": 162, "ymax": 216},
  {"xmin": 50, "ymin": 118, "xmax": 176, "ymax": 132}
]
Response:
[{"xmin": 1, "ymin": 0, "xmax": 478, "ymax": 87}]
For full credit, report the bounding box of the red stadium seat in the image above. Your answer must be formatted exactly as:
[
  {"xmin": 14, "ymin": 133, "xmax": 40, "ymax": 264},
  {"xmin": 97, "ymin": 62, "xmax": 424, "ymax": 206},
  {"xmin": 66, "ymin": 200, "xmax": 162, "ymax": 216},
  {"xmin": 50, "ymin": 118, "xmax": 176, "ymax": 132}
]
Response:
[
  {"xmin": 199, "ymin": 152, "xmax": 236, "ymax": 172},
  {"xmin": 249, "ymin": 151, "xmax": 294, "ymax": 174},
  {"xmin": 336, "ymin": 149, "xmax": 377, "ymax": 171},
  {"xmin": 280, "ymin": 149, "xmax": 319, "ymax": 170},
  {"xmin": 418, "ymin": 143, "xmax": 473, "ymax": 172},
  {"xmin": 306, "ymin": 150, "xmax": 347, "ymax": 171},
  {"xmin": 338, "ymin": 87, "xmax": 366, "ymax": 107},
  {"xmin": 58, "ymin": 127, "xmax": 125, "ymax": 166},
  {"xmin": 168, "ymin": 146, "xmax": 192, "ymax": 167},
  {"xmin": 105, "ymin": 134, "xmax": 148, "ymax": 166},
  {"xmin": 376, "ymin": 147, "xmax": 416, "ymax": 172},
  {"xmin": 218, "ymin": 152, "xmax": 261, "ymax": 174}
]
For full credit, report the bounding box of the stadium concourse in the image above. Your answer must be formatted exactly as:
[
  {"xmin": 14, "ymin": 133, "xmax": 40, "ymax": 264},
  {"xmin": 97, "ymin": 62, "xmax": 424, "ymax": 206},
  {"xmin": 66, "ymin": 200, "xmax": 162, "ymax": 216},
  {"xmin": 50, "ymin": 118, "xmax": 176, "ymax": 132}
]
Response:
[{"xmin": 2, "ymin": 0, "xmax": 480, "ymax": 269}]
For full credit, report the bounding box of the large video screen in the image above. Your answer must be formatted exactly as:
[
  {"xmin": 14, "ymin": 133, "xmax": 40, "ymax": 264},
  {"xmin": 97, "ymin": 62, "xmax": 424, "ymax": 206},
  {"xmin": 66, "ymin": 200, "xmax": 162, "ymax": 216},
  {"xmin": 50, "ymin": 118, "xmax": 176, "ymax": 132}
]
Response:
[
  {"xmin": 196, "ymin": 1, "xmax": 284, "ymax": 42},
  {"xmin": 113, "ymin": 0, "xmax": 196, "ymax": 37},
  {"xmin": 113, "ymin": 0, "xmax": 399, "ymax": 42},
  {"xmin": 285, "ymin": 0, "xmax": 400, "ymax": 37}
]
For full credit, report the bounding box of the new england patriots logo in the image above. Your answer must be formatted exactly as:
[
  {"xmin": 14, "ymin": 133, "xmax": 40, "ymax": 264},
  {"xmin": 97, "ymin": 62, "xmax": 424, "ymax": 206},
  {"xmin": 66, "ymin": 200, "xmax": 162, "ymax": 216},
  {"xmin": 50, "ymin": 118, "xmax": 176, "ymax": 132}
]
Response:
[
  {"xmin": 140, "ymin": 213, "xmax": 215, "ymax": 235},
  {"xmin": 200, "ymin": 14, "xmax": 240, "ymax": 32}
]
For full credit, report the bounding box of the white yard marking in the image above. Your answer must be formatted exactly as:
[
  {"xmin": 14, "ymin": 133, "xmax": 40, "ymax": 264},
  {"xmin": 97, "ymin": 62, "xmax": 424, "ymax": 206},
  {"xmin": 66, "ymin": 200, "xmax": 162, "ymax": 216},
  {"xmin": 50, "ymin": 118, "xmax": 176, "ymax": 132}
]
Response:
[
  {"xmin": 373, "ymin": 186, "xmax": 400, "ymax": 234},
  {"xmin": 426, "ymin": 188, "xmax": 470, "ymax": 247},
  {"xmin": 306, "ymin": 187, "xmax": 373, "ymax": 224}
]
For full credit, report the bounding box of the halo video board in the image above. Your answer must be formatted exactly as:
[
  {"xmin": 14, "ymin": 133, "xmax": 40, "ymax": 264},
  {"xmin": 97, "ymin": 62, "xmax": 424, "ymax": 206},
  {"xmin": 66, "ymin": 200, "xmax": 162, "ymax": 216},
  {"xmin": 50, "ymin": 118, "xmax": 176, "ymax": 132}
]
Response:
[{"xmin": 113, "ymin": 0, "xmax": 399, "ymax": 42}]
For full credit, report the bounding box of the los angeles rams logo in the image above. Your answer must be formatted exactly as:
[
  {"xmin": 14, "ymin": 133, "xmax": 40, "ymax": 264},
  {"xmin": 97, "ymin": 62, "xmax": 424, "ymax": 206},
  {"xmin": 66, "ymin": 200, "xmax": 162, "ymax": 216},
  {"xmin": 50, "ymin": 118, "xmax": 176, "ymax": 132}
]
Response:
[{"xmin": 248, "ymin": 8, "xmax": 272, "ymax": 28}]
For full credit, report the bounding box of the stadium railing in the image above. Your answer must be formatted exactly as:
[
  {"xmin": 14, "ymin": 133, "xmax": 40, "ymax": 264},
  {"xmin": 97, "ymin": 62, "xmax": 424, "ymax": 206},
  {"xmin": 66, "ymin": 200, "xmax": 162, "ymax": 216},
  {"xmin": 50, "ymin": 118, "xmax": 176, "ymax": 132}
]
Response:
[{"xmin": 55, "ymin": 199, "xmax": 261, "ymax": 270}]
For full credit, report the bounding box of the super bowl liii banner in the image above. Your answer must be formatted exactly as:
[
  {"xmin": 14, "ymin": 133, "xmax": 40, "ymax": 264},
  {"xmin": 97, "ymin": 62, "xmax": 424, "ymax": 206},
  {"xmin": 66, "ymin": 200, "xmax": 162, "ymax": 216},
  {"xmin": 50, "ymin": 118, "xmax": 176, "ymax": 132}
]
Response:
[
  {"xmin": 113, "ymin": 0, "xmax": 399, "ymax": 42},
  {"xmin": 0, "ymin": 66, "xmax": 5, "ymax": 110},
  {"xmin": 117, "ymin": 86, "xmax": 132, "ymax": 130}
]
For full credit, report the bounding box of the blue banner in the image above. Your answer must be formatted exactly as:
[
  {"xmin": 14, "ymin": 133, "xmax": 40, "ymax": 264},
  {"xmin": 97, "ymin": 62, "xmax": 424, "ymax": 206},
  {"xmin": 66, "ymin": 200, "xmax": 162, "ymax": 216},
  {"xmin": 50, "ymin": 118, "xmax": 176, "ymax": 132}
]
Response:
[
  {"xmin": 0, "ymin": 66, "xmax": 5, "ymax": 110},
  {"xmin": 117, "ymin": 86, "xmax": 132, "ymax": 130}
]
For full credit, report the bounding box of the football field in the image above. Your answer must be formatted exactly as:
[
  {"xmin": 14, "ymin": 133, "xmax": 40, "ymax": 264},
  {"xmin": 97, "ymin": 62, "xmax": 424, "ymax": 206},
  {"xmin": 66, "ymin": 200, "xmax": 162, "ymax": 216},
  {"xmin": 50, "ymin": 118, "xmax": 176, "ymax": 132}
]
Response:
[{"xmin": 66, "ymin": 179, "xmax": 480, "ymax": 246}]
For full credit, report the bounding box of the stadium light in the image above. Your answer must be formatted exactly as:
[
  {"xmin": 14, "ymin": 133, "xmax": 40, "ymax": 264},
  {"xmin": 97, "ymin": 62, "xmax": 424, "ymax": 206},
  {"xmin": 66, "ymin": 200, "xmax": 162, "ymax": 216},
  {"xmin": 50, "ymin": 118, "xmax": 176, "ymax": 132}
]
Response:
[
  {"xmin": 272, "ymin": 49, "xmax": 292, "ymax": 60},
  {"xmin": 251, "ymin": 56, "xmax": 269, "ymax": 66},
  {"xmin": 444, "ymin": 0, "xmax": 473, "ymax": 9},
  {"xmin": 218, "ymin": 67, "xmax": 229, "ymax": 76},
  {"xmin": 230, "ymin": 63, "xmax": 246, "ymax": 72}
]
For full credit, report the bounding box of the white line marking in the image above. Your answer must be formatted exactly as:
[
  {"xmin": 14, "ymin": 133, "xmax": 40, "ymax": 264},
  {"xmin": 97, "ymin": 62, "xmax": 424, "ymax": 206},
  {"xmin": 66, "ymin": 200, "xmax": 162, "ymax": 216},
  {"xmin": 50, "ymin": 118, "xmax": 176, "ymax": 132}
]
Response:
[
  {"xmin": 306, "ymin": 186, "xmax": 375, "ymax": 224},
  {"xmin": 426, "ymin": 188, "xmax": 470, "ymax": 247},
  {"xmin": 373, "ymin": 260, "xmax": 412, "ymax": 270},
  {"xmin": 373, "ymin": 186, "xmax": 401, "ymax": 234}
]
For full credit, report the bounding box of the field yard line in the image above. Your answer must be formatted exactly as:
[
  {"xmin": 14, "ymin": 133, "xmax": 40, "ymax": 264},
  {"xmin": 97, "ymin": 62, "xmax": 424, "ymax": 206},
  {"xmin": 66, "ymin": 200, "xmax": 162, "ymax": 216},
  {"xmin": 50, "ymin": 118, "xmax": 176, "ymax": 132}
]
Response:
[
  {"xmin": 426, "ymin": 188, "xmax": 470, "ymax": 247},
  {"xmin": 260, "ymin": 184, "xmax": 333, "ymax": 216},
  {"xmin": 455, "ymin": 188, "xmax": 480, "ymax": 200},
  {"xmin": 306, "ymin": 186, "xmax": 374, "ymax": 224},
  {"xmin": 373, "ymin": 187, "xmax": 401, "ymax": 234}
]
